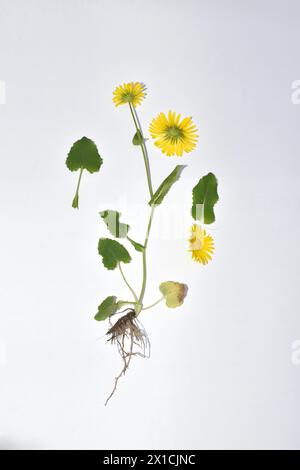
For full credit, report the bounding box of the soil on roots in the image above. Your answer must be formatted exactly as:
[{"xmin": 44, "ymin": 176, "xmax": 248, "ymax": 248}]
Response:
[{"xmin": 105, "ymin": 308, "xmax": 150, "ymax": 405}]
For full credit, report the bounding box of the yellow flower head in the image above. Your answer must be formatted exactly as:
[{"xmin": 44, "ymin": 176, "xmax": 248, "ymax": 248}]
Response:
[
  {"xmin": 113, "ymin": 82, "xmax": 146, "ymax": 107},
  {"xmin": 188, "ymin": 224, "xmax": 214, "ymax": 265},
  {"xmin": 149, "ymin": 111, "xmax": 198, "ymax": 156}
]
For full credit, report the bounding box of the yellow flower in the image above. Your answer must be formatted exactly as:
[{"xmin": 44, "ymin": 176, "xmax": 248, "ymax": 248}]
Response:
[
  {"xmin": 188, "ymin": 224, "xmax": 214, "ymax": 265},
  {"xmin": 113, "ymin": 82, "xmax": 146, "ymax": 107},
  {"xmin": 149, "ymin": 111, "xmax": 198, "ymax": 156}
]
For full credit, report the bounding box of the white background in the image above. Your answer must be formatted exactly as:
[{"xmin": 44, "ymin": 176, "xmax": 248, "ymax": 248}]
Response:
[{"xmin": 0, "ymin": 0, "xmax": 300, "ymax": 450}]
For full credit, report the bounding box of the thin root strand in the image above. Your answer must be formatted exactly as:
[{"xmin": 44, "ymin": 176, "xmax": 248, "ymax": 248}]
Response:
[{"xmin": 104, "ymin": 309, "xmax": 150, "ymax": 406}]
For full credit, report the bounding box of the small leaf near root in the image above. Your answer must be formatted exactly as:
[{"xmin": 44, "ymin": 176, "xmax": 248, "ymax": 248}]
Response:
[
  {"xmin": 104, "ymin": 309, "xmax": 150, "ymax": 405},
  {"xmin": 94, "ymin": 296, "xmax": 118, "ymax": 321}
]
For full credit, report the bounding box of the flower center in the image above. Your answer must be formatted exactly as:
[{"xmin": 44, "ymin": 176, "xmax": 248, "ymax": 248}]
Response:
[
  {"xmin": 166, "ymin": 125, "xmax": 183, "ymax": 141},
  {"xmin": 189, "ymin": 236, "xmax": 202, "ymax": 251},
  {"xmin": 122, "ymin": 92, "xmax": 134, "ymax": 103}
]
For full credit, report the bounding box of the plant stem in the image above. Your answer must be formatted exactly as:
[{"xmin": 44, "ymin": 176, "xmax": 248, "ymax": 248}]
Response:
[
  {"xmin": 129, "ymin": 103, "xmax": 153, "ymax": 199},
  {"xmin": 117, "ymin": 300, "xmax": 138, "ymax": 309},
  {"xmin": 137, "ymin": 204, "xmax": 155, "ymax": 313},
  {"xmin": 142, "ymin": 297, "xmax": 164, "ymax": 311},
  {"xmin": 128, "ymin": 103, "xmax": 156, "ymax": 315},
  {"xmin": 118, "ymin": 262, "xmax": 139, "ymax": 303},
  {"xmin": 72, "ymin": 167, "xmax": 84, "ymax": 209}
]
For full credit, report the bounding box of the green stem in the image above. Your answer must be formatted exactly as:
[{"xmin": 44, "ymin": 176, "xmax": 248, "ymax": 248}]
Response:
[
  {"xmin": 118, "ymin": 263, "xmax": 139, "ymax": 303},
  {"xmin": 142, "ymin": 297, "xmax": 164, "ymax": 311},
  {"xmin": 72, "ymin": 167, "xmax": 84, "ymax": 209},
  {"xmin": 129, "ymin": 103, "xmax": 153, "ymax": 199},
  {"xmin": 128, "ymin": 103, "xmax": 156, "ymax": 315},
  {"xmin": 137, "ymin": 204, "xmax": 155, "ymax": 313},
  {"xmin": 117, "ymin": 300, "xmax": 138, "ymax": 309}
]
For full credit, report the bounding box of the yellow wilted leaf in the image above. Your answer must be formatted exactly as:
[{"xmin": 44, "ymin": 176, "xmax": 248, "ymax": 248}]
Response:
[{"xmin": 159, "ymin": 281, "xmax": 188, "ymax": 308}]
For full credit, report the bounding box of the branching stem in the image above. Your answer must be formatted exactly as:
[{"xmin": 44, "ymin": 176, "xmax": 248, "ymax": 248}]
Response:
[
  {"xmin": 137, "ymin": 204, "xmax": 155, "ymax": 311},
  {"xmin": 129, "ymin": 102, "xmax": 153, "ymax": 199},
  {"xmin": 128, "ymin": 103, "xmax": 157, "ymax": 314},
  {"xmin": 118, "ymin": 263, "xmax": 139, "ymax": 303},
  {"xmin": 142, "ymin": 297, "xmax": 164, "ymax": 311}
]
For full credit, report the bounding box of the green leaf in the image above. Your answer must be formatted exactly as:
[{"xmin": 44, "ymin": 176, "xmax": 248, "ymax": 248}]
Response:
[
  {"xmin": 132, "ymin": 130, "xmax": 143, "ymax": 145},
  {"xmin": 126, "ymin": 236, "xmax": 145, "ymax": 252},
  {"xmin": 159, "ymin": 281, "xmax": 188, "ymax": 308},
  {"xmin": 100, "ymin": 210, "xmax": 130, "ymax": 238},
  {"xmin": 66, "ymin": 136, "xmax": 102, "ymax": 173},
  {"xmin": 149, "ymin": 165, "xmax": 187, "ymax": 206},
  {"xmin": 94, "ymin": 296, "xmax": 118, "ymax": 321},
  {"xmin": 191, "ymin": 173, "xmax": 219, "ymax": 224},
  {"xmin": 66, "ymin": 137, "xmax": 103, "ymax": 209},
  {"xmin": 98, "ymin": 238, "xmax": 131, "ymax": 270}
]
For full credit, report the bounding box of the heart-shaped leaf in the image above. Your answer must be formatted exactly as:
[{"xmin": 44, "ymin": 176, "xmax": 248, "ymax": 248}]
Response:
[
  {"xmin": 98, "ymin": 238, "xmax": 131, "ymax": 270},
  {"xmin": 66, "ymin": 136, "xmax": 102, "ymax": 173},
  {"xmin": 66, "ymin": 136, "xmax": 103, "ymax": 208},
  {"xmin": 94, "ymin": 296, "xmax": 118, "ymax": 321}
]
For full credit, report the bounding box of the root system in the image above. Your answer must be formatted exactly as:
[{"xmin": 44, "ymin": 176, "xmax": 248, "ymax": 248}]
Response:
[{"xmin": 105, "ymin": 308, "xmax": 150, "ymax": 405}]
